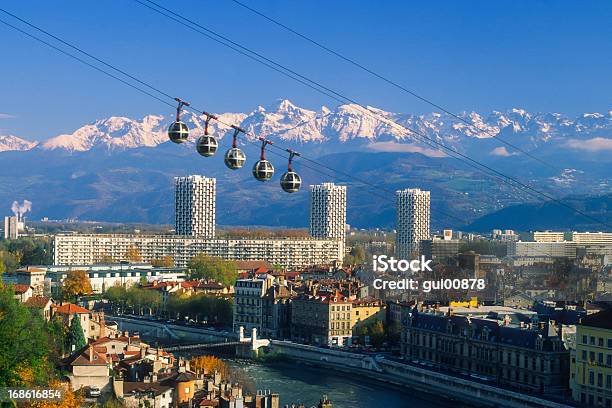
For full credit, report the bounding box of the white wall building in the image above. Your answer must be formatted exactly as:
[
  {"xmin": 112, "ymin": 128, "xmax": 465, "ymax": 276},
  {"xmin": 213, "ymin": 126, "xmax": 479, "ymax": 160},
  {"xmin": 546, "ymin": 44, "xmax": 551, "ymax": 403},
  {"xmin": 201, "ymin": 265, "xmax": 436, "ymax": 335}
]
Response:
[
  {"xmin": 533, "ymin": 231, "xmax": 567, "ymax": 242},
  {"xmin": 53, "ymin": 234, "xmax": 342, "ymax": 270},
  {"xmin": 396, "ymin": 188, "xmax": 430, "ymax": 260},
  {"xmin": 309, "ymin": 182, "xmax": 347, "ymax": 256},
  {"xmin": 174, "ymin": 175, "xmax": 216, "ymax": 238},
  {"xmin": 507, "ymin": 241, "xmax": 577, "ymax": 258}
]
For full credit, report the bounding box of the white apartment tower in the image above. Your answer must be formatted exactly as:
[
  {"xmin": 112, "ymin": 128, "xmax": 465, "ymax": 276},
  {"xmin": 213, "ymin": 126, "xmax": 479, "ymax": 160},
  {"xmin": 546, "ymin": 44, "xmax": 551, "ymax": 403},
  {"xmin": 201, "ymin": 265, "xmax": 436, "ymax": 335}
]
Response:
[
  {"xmin": 396, "ymin": 188, "xmax": 430, "ymax": 259},
  {"xmin": 309, "ymin": 182, "xmax": 347, "ymax": 256},
  {"xmin": 174, "ymin": 175, "xmax": 216, "ymax": 238}
]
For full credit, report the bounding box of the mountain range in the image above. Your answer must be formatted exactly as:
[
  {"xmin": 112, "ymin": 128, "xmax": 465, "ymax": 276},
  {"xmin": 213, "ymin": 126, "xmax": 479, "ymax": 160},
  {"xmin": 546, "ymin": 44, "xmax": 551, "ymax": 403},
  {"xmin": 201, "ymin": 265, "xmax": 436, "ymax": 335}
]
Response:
[{"xmin": 1, "ymin": 99, "xmax": 610, "ymax": 231}]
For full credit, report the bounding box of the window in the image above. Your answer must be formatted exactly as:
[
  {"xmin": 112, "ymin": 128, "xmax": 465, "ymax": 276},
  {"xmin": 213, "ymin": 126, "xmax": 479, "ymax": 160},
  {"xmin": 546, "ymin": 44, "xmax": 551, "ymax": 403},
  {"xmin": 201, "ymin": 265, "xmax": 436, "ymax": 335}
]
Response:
[
  {"xmin": 589, "ymin": 371, "xmax": 595, "ymax": 385},
  {"xmin": 608, "ymin": 355, "xmax": 612, "ymax": 367},
  {"xmin": 608, "ymin": 339, "xmax": 612, "ymax": 348},
  {"xmin": 591, "ymin": 336, "xmax": 596, "ymax": 345},
  {"xmin": 583, "ymin": 335, "xmax": 588, "ymax": 344},
  {"xmin": 600, "ymin": 338, "xmax": 605, "ymax": 347},
  {"xmin": 598, "ymin": 373, "xmax": 603, "ymax": 387},
  {"xmin": 582, "ymin": 350, "xmax": 587, "ymax": 360}
]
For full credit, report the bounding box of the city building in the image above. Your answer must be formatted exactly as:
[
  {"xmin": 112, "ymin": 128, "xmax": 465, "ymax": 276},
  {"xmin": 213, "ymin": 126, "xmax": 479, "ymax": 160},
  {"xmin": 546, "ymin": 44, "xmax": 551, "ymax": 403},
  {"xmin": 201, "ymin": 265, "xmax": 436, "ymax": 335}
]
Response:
[
  {"xmin": 396, "ymin": 188, "xmax": 430, "ymax": 260},
  {"xmin": 421, "ymin": 237, "xmax": 460, "ymax": 263},
  {"xmin": 492, "ymin": 229, "xmax": 519, "ymax": 241},
  {"xmin": 53, "ymin": 234, "xmax": 343, "ymax": 269},
  {"xmin": 291, "ymin": 293, "xmax": 353, "ymax": 346},
  {"xmin": 3, "ymin": 215, "xmax": 19, "ymax": 239},
  {"xmin": 309, "ymin": 183, "xmax": 347, "ymax": 256},
  {"xmin": 175, "ymin": 175, "xmax": 216, "ymax": 238},
  {"xmin": 571, "ymin": 309, "xmax": 612, "ymax": 407},
  {"xmin": 507, "ymin": 241, "xmax": 577, "ymax": 258},
  {"xmin": 233, "ymin": 274, "xmax": 275, "ymax": 334},
  {"xmin": 533, "ymin": 231, "xmax": 568, "ymax": 243},
  {"xmin": 400, "ymin": 304, "xmax": 569, "ymax": 396},
  {"xmin": 351, "ymin": 298, "xmax": 385, "ymax": 335},
  {"xmin": 6, "ymin": 263, "xmax": 186, "ymax": 295},
  {"xmin": 14, "ymin": 266, "xmax": 46, "ymax": 295}
]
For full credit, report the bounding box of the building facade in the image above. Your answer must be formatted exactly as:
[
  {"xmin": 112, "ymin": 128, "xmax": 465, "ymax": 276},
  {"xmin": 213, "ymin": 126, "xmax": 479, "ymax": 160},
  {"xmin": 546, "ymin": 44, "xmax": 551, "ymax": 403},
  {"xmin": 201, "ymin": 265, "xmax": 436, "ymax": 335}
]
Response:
[
  {"xmin": 291, "ymin": 294, "xmax": 353, "ymax": 346},
  {"xmin": 309, "ymin": 183, "xmax": 347, "ymax": 256},
  {"xmin": 53, "ymin": 234, "xmax": 342, "ymax": 269},
  {"xmin": 396, "ymin": 188, "xmax": 430, "ymax": 260},
  {"xmin": 175, "ymin": 175, "xmax": 216, "ymax": 238},
  {"xmin": 571, "ymin": 309, "xmax": 612, "ymax": 407},
  {"xmin": 507, "ymin": 241, "xmax": 577, "ymax": 258},
  {"xmin": 400, "ymin": 305, "xmax": 569, "ymax": 396}
]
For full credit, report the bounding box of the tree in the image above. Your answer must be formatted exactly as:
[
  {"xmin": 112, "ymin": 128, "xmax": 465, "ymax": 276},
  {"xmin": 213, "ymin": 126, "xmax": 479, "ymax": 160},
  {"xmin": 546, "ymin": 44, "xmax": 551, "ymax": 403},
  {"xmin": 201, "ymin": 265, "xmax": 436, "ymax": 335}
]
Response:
[
  {"xmin": 0, "ymin": 284, "xmax": 54, "ymax": 386},
  {"xmin": 190, "ymin": 355, "xmax": 229, "ymax": 379},
  {"xmin": 151, "ymin": 256, "xmax": 174, "ymax": 267},
  {"xmin": 126, "ymin": 245, "xmax": 143, "ymax": 263},
  {"xmin": 67, "ymin": 314, "xmax": 87, "ymax": 352},
  {"xmin": 369, "ymin": 319, "xmax": 385, "ymax": 348},
  {"xmin": 188, "ymin": 255, "xmax": 237, "ymax": 286},
  {"xmin": 61, "ymin": 270, "xmax": 92, "ymax": 300},
  {"xmin": 30, "ymin": 379, "xmax": 85, "ymax": 408},
  {"xmin": 344, "ymin": 245, "xmax": 366, "ymax": 266}
]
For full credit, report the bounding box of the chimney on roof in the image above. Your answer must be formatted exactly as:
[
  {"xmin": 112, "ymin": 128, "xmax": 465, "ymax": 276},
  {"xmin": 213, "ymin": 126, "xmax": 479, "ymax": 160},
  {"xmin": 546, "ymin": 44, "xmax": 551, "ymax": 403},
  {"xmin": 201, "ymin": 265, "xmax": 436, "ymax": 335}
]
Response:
[{"xmin": 89, "ymin": 345, "xmax": 94, "ymax": 362}]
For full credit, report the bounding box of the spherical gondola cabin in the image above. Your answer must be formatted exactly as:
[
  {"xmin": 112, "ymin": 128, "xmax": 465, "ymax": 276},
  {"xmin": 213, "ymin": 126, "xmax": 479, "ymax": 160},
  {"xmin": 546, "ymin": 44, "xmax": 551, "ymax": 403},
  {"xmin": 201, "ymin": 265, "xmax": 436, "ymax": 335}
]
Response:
[
  {"xmin": 224, "ymin": 147, "xmax": 246, "ymax": 169},
  {"xmin": 253, "ymin": 138, "xmax": 274, "ymax": 181},
  {"xmin": 253, "ymin": 159, "xmax": 274, "ymax": 181},
  {"xmin": 168, "ymin": 121, "xmax": 189, "ymax": 144},
  {"xmin": 224, "ymin": 126, "xmax": 246, "ymax": 170},
  {"xmin": 280, "ymin": 171, "xmax": 301, "ymax": 193},
  {"xmin": 196, "ymin": 135, "xmax": 218, "ymax": 157},
  {"xmin": 168, "ymin": 98, "xmax": 190, "ymax": 144}
]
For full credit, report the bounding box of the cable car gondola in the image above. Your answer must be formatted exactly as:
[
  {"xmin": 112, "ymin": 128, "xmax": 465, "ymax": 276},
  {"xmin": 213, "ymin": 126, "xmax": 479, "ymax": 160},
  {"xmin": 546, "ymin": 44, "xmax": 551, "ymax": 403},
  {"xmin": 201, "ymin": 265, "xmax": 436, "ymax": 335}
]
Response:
[
  {"xmin": 252, "ymin": 137, "xmax": 274, "ymax": 181},
  {"xmin": 224, "ymin": 125, "xmax": 246, "ymax": 170},
  {"xmin": 196, "ymin": 112, "xmax": 218, "ymax": 157},
  {"xmin": 280, "ymin": 149, "xmax": 301, "ymax": 193},
  {"xmin": 168, "ymin": 98, "xmax": 190, "ymax": 144}
]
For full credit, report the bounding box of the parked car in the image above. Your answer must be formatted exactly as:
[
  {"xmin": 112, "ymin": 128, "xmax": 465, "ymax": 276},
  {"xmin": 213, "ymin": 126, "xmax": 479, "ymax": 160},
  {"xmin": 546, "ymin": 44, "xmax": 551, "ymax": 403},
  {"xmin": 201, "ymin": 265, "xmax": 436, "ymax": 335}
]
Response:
[{"xmin": 88, "ymin": 387, "xmax": 101, "ymax": 398}]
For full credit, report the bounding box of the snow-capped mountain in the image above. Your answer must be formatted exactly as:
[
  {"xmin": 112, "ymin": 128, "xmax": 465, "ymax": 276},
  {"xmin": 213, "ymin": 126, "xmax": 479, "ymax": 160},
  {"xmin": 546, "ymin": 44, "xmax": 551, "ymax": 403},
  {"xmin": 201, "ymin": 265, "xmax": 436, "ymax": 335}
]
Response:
[
  {"xmin": 3, "ymin": 99, "xmax": 611, "ymax": 156},
  {"xmin": 0, "ymin": 135, "xmax": 38, "ymax": 152}
]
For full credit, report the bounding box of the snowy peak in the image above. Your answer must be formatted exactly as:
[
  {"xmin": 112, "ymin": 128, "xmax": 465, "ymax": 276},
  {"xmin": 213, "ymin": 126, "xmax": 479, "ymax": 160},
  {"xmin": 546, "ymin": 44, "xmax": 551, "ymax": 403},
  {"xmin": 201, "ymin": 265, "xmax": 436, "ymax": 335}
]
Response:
[
  {"xmin": 3, "ymin": 102, "xmax": 611, "ymax": 155},
  {"xmin": 40, "ymin": 115, "xmax": 167, "ymax": 152},
  {"xmin": 0, "ymin": 135, "xmax": 38, "ymax": 152}
]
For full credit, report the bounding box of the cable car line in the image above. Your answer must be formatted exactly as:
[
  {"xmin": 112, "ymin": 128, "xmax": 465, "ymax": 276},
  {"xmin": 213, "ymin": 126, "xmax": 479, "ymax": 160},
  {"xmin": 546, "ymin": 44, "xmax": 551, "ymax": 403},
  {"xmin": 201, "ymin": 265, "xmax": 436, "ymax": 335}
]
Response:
[
  {"xmin": 227, "ymin": 0, "xmax": 558, "ymax": 171},
  {"xmin": 131, "ymin": 0, "xmax": 611, "ymax": 230},
  {"xmin": 1, "ymin": 10, "xmax": 608, "ymax": 230}
]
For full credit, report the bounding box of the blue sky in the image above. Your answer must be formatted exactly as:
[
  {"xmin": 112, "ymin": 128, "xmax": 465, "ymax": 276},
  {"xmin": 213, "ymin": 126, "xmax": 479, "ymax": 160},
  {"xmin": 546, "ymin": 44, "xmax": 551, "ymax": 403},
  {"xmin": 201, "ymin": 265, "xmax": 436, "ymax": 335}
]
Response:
[{"xmin": 0, "ymin": 0, "xmax": 611, "ymax": 140}]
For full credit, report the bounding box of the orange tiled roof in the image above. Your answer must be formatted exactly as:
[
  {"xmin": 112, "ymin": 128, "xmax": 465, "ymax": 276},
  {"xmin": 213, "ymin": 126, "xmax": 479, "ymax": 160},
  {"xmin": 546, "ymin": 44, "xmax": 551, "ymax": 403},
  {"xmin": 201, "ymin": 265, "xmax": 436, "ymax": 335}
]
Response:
[{"xmin": 53, "ymin": 303, "xmax": 91, "ymax": 314}]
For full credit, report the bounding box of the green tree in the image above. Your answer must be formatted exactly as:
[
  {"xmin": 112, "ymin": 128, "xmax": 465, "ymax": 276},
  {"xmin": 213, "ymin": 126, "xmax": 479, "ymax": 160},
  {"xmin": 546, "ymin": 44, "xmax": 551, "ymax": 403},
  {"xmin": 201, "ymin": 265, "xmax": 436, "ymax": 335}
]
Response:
[
  {"xmin": 369, "ymin": 319, "xmax": 385, "ymax": 348},
  {"xmin": 188, "ymin": 255, "xmax": 237, "ymax": 286},
  {"xmin": 0, "ymin": 284, "xmax": 54, "ymax": 386},
  {"xmin": 67, "ymin": 314, "xmax": 87, "ymax": 352}
]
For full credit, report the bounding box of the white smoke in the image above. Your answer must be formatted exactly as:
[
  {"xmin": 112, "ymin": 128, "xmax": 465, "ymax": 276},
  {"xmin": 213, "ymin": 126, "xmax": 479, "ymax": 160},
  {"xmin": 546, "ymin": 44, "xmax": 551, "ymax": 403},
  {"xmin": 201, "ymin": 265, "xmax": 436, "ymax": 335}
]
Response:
[{"xmin": 11, "ymin": 200, "xmax": 32, "ymax": 218}]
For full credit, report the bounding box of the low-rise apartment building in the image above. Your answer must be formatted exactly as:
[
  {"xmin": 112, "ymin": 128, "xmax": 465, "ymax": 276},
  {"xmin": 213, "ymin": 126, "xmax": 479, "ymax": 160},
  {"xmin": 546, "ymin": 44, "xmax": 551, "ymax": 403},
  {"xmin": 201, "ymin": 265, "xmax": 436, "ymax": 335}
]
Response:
[{"xmin": 291, "ymin": 293, "xmax": 353, "ymax": 346}]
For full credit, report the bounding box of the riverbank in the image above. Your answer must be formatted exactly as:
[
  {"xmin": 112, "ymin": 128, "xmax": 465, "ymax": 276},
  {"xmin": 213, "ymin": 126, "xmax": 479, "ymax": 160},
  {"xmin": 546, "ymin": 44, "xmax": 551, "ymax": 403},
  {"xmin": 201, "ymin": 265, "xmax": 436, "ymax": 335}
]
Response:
[{"xmin": 228, "ymin": 359, "xmax": 456, "ymax": 408}]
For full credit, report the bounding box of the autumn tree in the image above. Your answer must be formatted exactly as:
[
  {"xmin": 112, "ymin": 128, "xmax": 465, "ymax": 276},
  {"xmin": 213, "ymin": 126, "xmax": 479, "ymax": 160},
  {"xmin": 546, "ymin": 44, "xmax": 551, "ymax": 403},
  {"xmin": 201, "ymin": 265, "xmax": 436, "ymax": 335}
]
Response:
[
  {"xmin": 190, "ymin": 355, "xmax": 229, "ymax": 379},
  {"xmin": 188, "ymin": 255, "xmax": 237, "ymax": 286},
  {"xmin": 151, "ymin": 255, "xmax": 174, "ymax": 267},
  {"xmin": 126, "ymin": 245, "xmax": 143, "ymax": 262},
  {"xmin": 61, "ymin": 270, "xmax": 92, "ymax": 300},
  {"xmin": 30, "ymin": 379, "xmax": 85, "ymax": 408}
]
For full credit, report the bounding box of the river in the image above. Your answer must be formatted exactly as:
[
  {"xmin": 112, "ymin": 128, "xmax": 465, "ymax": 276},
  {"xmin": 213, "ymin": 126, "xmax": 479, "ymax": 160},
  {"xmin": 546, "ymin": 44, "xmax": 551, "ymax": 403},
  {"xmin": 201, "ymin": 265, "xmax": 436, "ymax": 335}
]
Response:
[{"xmin": 227, "ymin": 360, "xmax": 458, "ymax": 408}]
